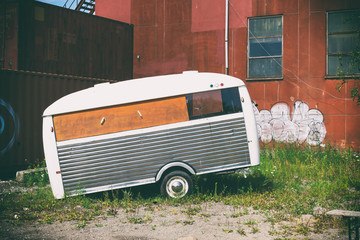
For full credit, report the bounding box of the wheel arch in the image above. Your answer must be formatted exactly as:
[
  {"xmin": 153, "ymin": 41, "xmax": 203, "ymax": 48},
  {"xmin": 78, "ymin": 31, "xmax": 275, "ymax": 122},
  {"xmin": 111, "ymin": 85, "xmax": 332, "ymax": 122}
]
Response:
[{"xmin": 155, "ymin": 162, "xmax": 196, "ymax": 182}]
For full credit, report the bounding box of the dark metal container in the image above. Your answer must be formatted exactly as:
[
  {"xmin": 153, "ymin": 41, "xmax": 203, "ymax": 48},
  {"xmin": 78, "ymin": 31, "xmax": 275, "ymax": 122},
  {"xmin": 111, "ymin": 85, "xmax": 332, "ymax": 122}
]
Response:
[
  {"xmin": 1, "ymin": 0, "xmax": 133, "ymax": 80},
  {"xmin": 0, "ymin": 69, "xmax": 116, "ymax": 179}
]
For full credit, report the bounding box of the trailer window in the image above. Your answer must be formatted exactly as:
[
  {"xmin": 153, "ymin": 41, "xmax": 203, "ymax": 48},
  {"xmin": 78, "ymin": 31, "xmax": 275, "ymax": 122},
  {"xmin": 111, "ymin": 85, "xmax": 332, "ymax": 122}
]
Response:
[{"xmin": 186, "ymin": 88, "xmax": 242, "ymax": 120}]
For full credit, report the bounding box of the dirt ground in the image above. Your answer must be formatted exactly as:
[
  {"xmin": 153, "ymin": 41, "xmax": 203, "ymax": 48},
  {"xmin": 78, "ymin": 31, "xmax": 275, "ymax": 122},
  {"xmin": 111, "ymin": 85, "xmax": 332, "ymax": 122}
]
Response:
[
  {"xmin": 1, "ymin": 203, "xmax": 348, "ymax": 240},
  {"xmin": 0, "ymin": 180, "xmax": 348, "ymax": 240}
]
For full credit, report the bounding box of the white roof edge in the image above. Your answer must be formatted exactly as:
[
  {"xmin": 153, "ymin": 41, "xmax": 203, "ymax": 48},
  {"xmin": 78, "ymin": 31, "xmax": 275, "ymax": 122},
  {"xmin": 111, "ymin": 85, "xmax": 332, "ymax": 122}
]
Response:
[{"xmin": 43, "ymin": 71, "xmax": 245, "ymax": 116}]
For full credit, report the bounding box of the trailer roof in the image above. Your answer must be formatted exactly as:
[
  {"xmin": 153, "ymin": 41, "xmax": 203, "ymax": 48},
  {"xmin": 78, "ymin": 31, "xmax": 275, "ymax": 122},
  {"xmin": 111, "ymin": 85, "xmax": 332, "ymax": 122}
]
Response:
[{"xmin": 43, "ymin": 71, "xmax": 245, "ymax": 116}]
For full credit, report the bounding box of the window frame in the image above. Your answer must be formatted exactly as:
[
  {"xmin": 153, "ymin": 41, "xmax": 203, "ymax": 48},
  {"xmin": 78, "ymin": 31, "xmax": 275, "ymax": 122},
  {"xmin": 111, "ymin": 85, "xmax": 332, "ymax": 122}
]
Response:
[
  {"xmin": 326, "ymin": 9, "xmax": 360, "ymax": 78},
  {"xmin": 247, "ymin": 15, "xmax": 284, "ymax": 81}
]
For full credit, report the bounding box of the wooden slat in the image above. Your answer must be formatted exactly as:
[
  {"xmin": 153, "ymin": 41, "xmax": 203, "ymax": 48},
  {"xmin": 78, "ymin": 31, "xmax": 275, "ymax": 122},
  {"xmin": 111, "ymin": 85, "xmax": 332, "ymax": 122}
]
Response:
[
  {"xmin": 53, "ymin": 96, "xmax": 189, "ymax": 141},
  {"xmin": 326, "ymin": 210, "xmax": 360, "ymax": 218}
]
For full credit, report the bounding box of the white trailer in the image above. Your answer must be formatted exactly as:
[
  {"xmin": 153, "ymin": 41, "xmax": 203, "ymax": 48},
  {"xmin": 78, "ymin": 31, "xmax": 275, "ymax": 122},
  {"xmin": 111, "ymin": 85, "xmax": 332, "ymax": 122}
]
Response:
[{"xmin": 43, "ymin": 71, "xmax": 259, "ymax": 199}]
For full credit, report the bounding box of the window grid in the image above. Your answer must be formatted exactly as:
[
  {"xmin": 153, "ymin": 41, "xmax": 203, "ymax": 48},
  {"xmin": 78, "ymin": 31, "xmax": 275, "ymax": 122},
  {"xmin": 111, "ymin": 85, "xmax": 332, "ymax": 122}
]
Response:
[
  {"xmin": 247, "ymin": 15, "xmax": 283, "ymax": 80},
  {"xmin": 326, "ymin": 10, "xmax": 360, "ymax": 76}
]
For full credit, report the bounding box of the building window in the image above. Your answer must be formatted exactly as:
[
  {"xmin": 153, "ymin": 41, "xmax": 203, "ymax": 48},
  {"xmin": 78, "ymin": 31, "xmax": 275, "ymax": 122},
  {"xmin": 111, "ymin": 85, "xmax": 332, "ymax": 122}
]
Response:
[
  {"xmin": 247, "ymin": 16, "xmax": 283, "ymax": 79},
  {"xmin": 327, "ymin": 10, "xmax": 360, "ymax": 76}
]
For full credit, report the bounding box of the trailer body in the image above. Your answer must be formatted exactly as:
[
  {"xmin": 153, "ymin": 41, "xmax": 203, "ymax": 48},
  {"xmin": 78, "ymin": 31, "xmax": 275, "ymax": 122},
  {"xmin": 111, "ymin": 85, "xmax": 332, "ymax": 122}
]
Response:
[{"xmin": 43, "ymin": 71, "xmax": 259, "ymax": 199}]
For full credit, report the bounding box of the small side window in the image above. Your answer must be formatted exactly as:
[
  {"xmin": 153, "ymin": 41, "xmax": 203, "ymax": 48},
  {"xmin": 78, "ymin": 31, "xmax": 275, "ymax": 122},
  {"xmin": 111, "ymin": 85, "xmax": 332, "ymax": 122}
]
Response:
[
  {"xmin": 186, "ymin": 88, "xmax": 242, "ymax": 120},
  {"xmin": 221, "ymin": 88, "xmax": 242, "ymax": 114}
]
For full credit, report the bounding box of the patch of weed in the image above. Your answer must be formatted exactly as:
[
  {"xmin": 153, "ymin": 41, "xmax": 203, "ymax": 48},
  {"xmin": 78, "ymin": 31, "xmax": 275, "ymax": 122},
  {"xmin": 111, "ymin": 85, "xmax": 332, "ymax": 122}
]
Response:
[
  {"xmin": 127, "ymin": 217, "xmax": 144, "ymax": 224},
  {"xmin": 199, "ymin": 213, "xmax": 210, "ymax": 218},
  {"xmin": 22, "ymin": 159, "xmax": 49, "ymax": 187},
  {"xmin": 182, "ymin": 206, "xmax": 201, "ymax": 216},
  {"xmin": 222, "ymin": 228, "xmax": 233, "ymax": 233},
  {"xmin": 182, "ymin": 220, "xmax": 195, "ymax": 225},
  {"xmin": 76, "ymin": 221, "xmax": 88, "ymax": 229},
  {"xmin": 244, "ymin": 220, "xmax": 257, "ymax": 226},
  {"xmin": 231, "ymin": 208, "xmax": 249, "ymax": 218},
  {"xmin": 251, "ymin": 226, "xmax": 260, "ymax": 234},
  {"xmin": 237, "ymin": 226, "xmax": 246, "ymax": 236}
]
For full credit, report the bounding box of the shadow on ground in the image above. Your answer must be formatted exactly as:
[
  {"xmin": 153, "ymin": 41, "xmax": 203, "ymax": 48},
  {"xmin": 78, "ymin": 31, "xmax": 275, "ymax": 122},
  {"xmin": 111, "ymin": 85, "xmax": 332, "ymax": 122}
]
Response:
[{"xmin": 85, "ymin": 171, "xmax": 273, "ymax": 201}]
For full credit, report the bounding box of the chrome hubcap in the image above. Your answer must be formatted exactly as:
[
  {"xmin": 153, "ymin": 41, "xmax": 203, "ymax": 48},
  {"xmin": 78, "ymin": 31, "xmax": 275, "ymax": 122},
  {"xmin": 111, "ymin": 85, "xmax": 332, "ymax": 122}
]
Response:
[
  {"xmin": 171, "ymin": 180, "xmax": 183, "ymax": 193},
  {"xmin": 166, "ymin": 176, "xmax": 188, "ymax": 198}
]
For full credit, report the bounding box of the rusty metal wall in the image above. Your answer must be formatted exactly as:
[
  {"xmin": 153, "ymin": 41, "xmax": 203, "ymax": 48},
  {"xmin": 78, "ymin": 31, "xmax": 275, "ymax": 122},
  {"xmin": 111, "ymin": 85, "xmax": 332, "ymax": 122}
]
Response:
[
  {"xmin": 0, "ymin": 69, "xmax": 117, "ymax": 179},
  {"xmin": 97, "ymin": 0, "xmax": 360, "ymax": 148},
  {"xmin": 1, "ymin": 0, "xmax": 133, "ymax": 80},
  {"xmin": 0, "ymin": 0, "xmax": 19, "ymax": 70}
]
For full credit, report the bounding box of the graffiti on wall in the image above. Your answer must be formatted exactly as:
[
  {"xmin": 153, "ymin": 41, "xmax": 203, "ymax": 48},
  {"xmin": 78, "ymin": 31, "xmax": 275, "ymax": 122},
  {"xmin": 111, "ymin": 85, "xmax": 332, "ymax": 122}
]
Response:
[
  {"xmin": 252, "ymin": 100, "xmax": 326, "ymax": 145},
  {"xmin": 0, "ymin": 99, "xmax": 19, "ymax": 156}
]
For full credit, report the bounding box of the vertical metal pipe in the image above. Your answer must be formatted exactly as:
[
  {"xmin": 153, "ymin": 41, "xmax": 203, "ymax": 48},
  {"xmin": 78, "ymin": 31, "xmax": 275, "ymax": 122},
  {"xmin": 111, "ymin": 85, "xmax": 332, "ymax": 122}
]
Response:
[
  {"xmin": 355, "ymin": 217, "xmax": 359, "ymax": 240},
  {"xmin": 225, "ymin": 0, "xmax": 229, "ymax": 75},
  {"xmin": 348, "ymin": 217, "xmax": 352, "ymax": 240}
]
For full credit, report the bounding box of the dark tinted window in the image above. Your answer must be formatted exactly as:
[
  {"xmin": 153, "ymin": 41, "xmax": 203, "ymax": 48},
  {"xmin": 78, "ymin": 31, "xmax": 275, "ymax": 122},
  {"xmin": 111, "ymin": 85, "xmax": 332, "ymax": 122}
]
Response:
[{"xmin": 186, "ymin": 88, "xmax": 242, "ymax": 120}]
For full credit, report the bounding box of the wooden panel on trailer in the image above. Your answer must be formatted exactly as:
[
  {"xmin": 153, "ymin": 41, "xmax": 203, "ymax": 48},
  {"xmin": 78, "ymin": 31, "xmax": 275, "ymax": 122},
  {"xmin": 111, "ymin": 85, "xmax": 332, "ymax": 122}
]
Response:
[{"xmin": 53, "ymin": 96, "xmax": 189, "ymax": 141}]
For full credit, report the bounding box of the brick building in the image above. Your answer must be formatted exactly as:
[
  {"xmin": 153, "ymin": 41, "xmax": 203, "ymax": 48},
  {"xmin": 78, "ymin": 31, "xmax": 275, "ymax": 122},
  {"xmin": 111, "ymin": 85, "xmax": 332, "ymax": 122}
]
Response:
[{"xmin": 96, "ymin": 0, "xmax": 360, "ymax": 148}]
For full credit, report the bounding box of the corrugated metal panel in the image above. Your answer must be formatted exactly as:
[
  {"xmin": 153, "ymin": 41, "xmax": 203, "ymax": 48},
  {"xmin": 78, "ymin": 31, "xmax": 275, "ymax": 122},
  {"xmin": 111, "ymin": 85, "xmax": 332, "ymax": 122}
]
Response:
[
  {"xmin": 1, "ymin": 0, "xmax": 133, "ymax": 80},
  {"xmin": 57, "ymin": 117, "xmax": 250, "ymax": 193},
  {"xmin": 0, "ymin": 69, "xmax": 116, "ymax": 179},
  {"xmin": 0, "ymin": 0, "xmax": 19, "ymax": 70}
]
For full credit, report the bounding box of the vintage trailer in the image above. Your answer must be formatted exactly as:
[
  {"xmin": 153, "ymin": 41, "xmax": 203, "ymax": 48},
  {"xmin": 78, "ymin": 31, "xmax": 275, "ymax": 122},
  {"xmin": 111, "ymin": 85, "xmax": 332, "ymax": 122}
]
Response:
[{"xmin": 43, "ymin": 71, "xmax": 259, "ymax": 199}]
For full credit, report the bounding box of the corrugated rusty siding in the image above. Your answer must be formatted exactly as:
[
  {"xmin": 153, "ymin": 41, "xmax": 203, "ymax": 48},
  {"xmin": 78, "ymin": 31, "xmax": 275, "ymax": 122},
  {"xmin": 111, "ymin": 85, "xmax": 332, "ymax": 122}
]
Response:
[
  {"xmin": 0, "ymin": 0, "xmax": 19, "ymax": 70},
  {"xmin": 1, "ymin": 0, "xmax": 133, "ymax": 80},
  {"xmin": 0, "ymin": 69, "xmax": 116, "ymax": 179}
]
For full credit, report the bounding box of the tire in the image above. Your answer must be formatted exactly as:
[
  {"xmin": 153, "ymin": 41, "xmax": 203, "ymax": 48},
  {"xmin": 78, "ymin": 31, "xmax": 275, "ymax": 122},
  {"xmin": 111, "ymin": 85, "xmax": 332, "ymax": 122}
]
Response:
[{"xmin": 160, "ymin": 171, "xmax": 193, "ymax": 198}]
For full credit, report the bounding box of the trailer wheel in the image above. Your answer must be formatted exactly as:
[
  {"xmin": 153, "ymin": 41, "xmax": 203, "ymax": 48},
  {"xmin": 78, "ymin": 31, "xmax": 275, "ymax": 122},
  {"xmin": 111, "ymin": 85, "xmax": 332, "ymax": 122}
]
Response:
[{"xmin": 160, "ymin": 171, "xmax": 193, "ymax": 198}]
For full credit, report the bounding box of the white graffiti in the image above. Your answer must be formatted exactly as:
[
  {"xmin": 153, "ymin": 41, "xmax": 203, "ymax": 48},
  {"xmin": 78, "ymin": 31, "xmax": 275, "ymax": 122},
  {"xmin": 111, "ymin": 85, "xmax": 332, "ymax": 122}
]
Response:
[{"xmin": 253, "ymin": 100, "xmax": 326, "ymax": 145}]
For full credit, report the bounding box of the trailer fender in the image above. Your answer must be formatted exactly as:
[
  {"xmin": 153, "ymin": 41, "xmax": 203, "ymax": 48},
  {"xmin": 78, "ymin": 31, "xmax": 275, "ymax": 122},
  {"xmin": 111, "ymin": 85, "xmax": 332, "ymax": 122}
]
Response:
[{"xmin": 155, "ymin": 162, "xmax": 196, "ymax": 182}]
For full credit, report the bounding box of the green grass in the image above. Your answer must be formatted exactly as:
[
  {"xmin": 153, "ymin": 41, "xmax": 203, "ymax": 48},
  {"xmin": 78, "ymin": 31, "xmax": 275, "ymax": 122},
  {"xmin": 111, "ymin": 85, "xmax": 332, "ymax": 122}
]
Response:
[
  {"xmin": 21, "ymin": 159, "xmax": 49, "ymax": 187},
  {"xmin": 193, "ymin": 144, "xmax": 360, "ymax": 215},
  {"xmin": 0, "ymin": 144, "xmax": 359, "ymax": 226}
]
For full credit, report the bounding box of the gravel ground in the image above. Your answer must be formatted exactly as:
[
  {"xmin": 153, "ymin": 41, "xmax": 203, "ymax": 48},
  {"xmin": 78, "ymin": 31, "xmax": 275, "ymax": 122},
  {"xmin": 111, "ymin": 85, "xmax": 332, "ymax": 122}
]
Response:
[{"xmin": 0, "ymin": 180, "xmax": 348, "ymax": 240}]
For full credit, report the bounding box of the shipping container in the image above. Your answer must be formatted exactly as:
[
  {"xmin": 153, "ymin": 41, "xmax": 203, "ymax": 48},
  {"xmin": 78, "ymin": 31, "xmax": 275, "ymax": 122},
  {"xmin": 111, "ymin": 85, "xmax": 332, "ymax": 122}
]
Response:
[
  {"xmin": 0, "ymin": 69, "xmax": 116, "ymax": 179},
  {"xmin": 1, "ymin": 0, "xmax": 133, "ymax": 80}
]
